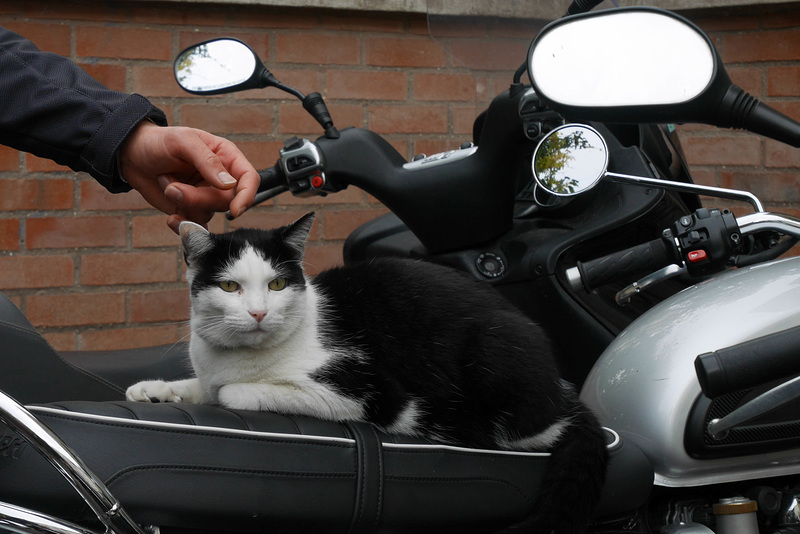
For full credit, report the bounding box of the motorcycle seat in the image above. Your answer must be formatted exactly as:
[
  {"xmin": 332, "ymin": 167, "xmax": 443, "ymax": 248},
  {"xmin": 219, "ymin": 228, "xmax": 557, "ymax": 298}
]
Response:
[{"xmin": 2, "ymin": 400, "xmax": 555, "ymax": 533}]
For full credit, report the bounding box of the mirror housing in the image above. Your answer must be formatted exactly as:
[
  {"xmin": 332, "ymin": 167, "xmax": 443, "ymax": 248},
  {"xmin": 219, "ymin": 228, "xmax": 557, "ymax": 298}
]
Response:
[
  {"xmin": 528, "ymin": 7, "xmax": 800, "ymax": 147},
  {"xmin": 174, "ymin": 38, "xmax": 272, "ymax": 95}
]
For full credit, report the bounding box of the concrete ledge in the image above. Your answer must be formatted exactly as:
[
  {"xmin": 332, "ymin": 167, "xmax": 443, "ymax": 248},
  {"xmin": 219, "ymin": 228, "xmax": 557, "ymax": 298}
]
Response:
[{"xmin": 147, "ymin": 0, "xmax": 797, "ymax": 18}]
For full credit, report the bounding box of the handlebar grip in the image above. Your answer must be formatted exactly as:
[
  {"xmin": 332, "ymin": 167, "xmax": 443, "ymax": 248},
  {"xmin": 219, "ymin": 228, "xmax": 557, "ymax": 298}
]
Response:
[
  {"xmin": 695, "ymin": 325, "xmax": 800, "ymax": 398},
  {"xmin": 257, "ymin": 166, "xmax": 286, "ymax": 192},
  {"xmin": 574, "ymin": 237, "xmax": 679, "ymax": 291}
]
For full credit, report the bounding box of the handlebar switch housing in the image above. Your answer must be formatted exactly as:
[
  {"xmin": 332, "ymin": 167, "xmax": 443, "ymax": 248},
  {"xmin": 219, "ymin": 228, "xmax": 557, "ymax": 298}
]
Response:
[
  {"xmin": 672, "ymin": 208, "xmax": 740, "ymax": 277},
  {"xmin": 279, "ymin": 137, "xmax": 337, "ymax": 197}
]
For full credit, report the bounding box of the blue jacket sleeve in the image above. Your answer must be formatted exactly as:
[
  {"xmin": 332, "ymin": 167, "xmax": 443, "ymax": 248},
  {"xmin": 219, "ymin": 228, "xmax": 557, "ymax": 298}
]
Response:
[{"xmin": 0, "ymin": 25, "xmax": 167, "ymax": 193}]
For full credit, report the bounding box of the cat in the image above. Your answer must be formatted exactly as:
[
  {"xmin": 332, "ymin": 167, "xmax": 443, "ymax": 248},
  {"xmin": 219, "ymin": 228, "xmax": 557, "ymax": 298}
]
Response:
[{"xmin": 126, "ymin": 212, "xmax": 608, "ymax": 533}]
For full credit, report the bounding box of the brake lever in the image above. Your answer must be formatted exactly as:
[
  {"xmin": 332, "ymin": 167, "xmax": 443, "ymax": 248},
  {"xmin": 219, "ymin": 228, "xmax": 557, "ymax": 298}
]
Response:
[{"xmin": 615, "ymin": 264, "xmax": 686, "ymax": 306}]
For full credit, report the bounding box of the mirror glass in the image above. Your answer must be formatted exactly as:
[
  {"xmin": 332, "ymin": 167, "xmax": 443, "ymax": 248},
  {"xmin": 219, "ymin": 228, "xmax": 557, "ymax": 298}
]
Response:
[
  {"xmin": 529, "ymin": 10, "xmax": 715, "ymax": 107},
  {"xmin": 175, "ymin": 39, "xmax": 257, "ymax": 93},
  {"xmin": 533, "ymin": 124, "xmax": 608, "ymax": 196}
]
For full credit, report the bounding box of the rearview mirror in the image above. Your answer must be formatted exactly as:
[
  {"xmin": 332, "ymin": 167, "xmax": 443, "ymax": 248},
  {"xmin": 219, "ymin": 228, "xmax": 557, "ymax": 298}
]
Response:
[
  {"xmin": 175, "ymin": 38, "xmax": 266, "ymax": 95},
  {"xmin": 533, "ymin": 124, "xmax": 765, "ymax": 212},
  {"xmin": 527, "ymin": 7, "xmax": 800, "ymax": 148}
]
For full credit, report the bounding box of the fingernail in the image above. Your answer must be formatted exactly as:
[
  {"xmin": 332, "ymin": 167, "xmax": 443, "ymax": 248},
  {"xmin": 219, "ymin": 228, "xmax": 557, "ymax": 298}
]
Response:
[
  {"xmin": 218, "ymin": 171, "xmax": 236, "ymax": 185},
  {"xmin": 165, "ymin": 184, "xmax": 183, "ymax": 203},
  {"xmin": 157, "ymin": 175, "xmax": 172, "ymax": 191}
]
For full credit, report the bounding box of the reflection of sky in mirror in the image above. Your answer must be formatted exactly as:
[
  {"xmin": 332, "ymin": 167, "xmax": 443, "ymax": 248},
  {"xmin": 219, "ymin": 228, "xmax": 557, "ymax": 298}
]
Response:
[{"xmin": 176, "ymin": 40, "xmax": 256, "ymax": 92}]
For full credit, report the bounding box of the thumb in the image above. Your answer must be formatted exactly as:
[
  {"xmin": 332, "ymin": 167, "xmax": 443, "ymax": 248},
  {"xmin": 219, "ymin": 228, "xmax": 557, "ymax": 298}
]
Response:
[{"xmin": 168, "ymin": 129, "xmax": 238, "ymax": 189}]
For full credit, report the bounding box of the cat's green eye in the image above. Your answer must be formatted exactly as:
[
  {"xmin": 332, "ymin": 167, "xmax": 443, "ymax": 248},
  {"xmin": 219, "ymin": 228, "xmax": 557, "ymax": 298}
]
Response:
[
  {"xmin": 268, "ymin": 277, "xmax": 287, "ymax": 291},
  {"xmin": 219, "ymin": 281, "xmax": 240, "ymax": 292}
]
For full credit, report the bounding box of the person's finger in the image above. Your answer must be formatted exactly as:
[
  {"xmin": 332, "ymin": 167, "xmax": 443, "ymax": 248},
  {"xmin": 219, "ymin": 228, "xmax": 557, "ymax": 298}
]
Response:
[
  {"xmin": 165, "ymin": 182, "xmax": 233, "ymax": 212},
  {"xmin": 165, "ymin": 129, "xmax": 238, "ymax": 190},
  {"xmin": 229, "ymin": 168, "xmax": 261, "ymax": 218}
]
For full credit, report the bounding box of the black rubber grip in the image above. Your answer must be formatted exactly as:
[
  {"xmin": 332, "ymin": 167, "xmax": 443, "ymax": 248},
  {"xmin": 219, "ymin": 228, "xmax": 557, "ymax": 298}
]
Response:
[
  {"xmin": 257, "ymin": 166, "xmax": 285, "ymax": 192},
  {"xmin": 695, "ymin": 325, "xmax": 800, "ymax": 399},
  {"xmin": 576, "ymin": 237, "xmax": 678, "ymax": 291}
]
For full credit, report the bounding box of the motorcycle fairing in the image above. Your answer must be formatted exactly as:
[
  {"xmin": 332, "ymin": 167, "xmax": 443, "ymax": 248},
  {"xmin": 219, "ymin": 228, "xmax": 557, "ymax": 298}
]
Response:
[
  {"xmin": 581, "ymin": 256, "xmax": 800, "ymax": 488},
  {"xmin": 0, "ymin": 400, "xmax": 549, "ymax": 533}
]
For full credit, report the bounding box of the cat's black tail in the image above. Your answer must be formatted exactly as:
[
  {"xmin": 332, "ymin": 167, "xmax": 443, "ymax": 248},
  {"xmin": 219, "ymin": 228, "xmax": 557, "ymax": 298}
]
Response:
[{"xmin": 528, "ymin": 399, "xmax": 609, "ymax": 534}]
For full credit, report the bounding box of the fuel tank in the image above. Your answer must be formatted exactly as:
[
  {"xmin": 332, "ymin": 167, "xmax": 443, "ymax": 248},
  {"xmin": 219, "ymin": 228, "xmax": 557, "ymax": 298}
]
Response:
[{"xmin": 580, "ymin": 256, "xmax": 800, "ymax": 487}]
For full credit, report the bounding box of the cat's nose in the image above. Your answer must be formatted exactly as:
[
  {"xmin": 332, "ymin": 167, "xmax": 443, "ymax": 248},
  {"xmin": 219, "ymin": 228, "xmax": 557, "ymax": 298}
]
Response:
[{"xmin": 249, "ymin": 310, "xmax": 267, "ymax": 323}]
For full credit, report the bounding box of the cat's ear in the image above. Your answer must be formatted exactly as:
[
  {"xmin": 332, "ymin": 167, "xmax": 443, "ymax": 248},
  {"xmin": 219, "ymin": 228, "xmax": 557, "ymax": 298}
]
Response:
[
  {"xmin": 282, "ymin": 212, "xmax": 315, "ymax": 256},
  {"xmin": 179, "ymin": 221, "xmax": 214, "ymax": 265}
]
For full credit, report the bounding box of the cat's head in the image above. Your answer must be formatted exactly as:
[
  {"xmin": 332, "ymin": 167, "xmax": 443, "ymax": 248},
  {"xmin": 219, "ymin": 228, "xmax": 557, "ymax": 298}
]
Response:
[{"xmin": 179, "ymin": 213, "xmax": 315, "ymax": 349}]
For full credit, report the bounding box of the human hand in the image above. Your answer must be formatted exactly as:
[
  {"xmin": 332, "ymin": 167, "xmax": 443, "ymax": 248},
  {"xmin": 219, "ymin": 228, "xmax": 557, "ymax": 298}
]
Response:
[{"xmin": 118, "ymin": 121, "xmax": 259, "ymax": 233}]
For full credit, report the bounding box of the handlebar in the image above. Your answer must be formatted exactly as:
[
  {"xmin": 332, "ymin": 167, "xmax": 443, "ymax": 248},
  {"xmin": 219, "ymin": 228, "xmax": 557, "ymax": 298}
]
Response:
[
  {"xmin": 566, "ymin": 236, "xmax": 679, "ymax": 292},
  {"xmin": 226, "ymin": 166, "xmax": 289, "ymax": 220},
  {"xmin": 695, "ymin": 325, "xmax": 800, "ymax": 398}
]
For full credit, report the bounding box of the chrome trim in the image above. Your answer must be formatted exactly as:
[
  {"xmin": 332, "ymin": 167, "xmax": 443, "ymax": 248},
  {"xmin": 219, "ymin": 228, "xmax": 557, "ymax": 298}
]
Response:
[
  {"xmin": 605, "ymin": 171, "xmax": 765, "ymax": 212},
  {"xmin": 737, "ymin": 211, "xmax": 800, "ymax": 239},
  {"xmin": 708, "ymin": 374, "xmax": 800, "ymax": 440},
  {"xmin": 615, "ymin": 263, "xmax": 686, "ymax": 305},
  {"xmin": 0, "ymin": 392, "xmax": 144, "ymax": 534},
  {"xmin": 0, "ymin": 501, "xmax": 97, "ymax": 534}
]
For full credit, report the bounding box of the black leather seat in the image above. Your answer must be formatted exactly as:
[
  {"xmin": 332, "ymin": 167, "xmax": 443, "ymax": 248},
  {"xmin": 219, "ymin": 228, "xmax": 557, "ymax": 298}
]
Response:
[{"xmin": 2, "ymin": 401, "xmax": 551, "ymax": 533}]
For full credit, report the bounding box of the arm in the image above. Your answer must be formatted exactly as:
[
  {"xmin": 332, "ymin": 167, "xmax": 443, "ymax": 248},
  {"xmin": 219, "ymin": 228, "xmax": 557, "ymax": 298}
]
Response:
[{"xmin": 0, "ymin": 25, "xmax": 165, "ymax": 193}]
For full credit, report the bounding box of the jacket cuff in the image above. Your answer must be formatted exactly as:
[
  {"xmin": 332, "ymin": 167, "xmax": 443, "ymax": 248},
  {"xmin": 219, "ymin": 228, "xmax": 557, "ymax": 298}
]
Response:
[{"xmin": 81, "ymin": 94, "xmax": 168, "ymax": 194}]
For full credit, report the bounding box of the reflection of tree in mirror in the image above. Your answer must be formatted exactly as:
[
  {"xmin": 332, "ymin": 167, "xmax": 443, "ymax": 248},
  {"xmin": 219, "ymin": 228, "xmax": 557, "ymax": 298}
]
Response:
[
  {"xmin": 176, "ymin": 44, "xmax": 211, "ymax": 85},
  {"xmin": 534, "ymin": 131, "xmax": 590, "ymax": 194}
]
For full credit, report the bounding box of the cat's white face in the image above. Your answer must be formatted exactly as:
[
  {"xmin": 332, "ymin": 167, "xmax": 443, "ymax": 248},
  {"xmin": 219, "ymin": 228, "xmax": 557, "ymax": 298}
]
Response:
[{"xmin": 189, "ymin": 244, "xmax": 307, "ymax": 349}]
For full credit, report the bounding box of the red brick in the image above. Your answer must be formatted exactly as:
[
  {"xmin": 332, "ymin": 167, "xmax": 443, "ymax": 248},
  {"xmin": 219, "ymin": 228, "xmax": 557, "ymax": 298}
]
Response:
[
  {"xmin": 728, "ymin": 67, "xmax": 762, "ymax": 97},
  {"xmin": 767, "ymin": 66, "xmax": 800, "ymax": 97},
  {"xmin": 26, "ymin": 216, "xmax": 127, "ymax": 249},
  {"xmin": 276, "ymin": 34, "xmax": 360, "ymax": 65},
  {"xmin": 449, "ymin": 40, "xmax": 530, "ymax": 71},
  {"xmin": 304, "ymin": 244, "xmax": 343, "ymax": 275},
  {"xmin": 81, "ymin": 252, "xmax": 177, "ymax": 286},
  {"xmin": 43, "ymin": 332, "xmax": 77, "ymax": 352},
  {"xmin": 322, "ymin": 209, "xmax": 390, "ymax": 240},
  {"xmin": 230, "ymin": 210, "xmax": 319, "ymax": 239},
  {"xmin": 81, "ymin": 325, "xmax": 182, "ymax": 351},
  {"xmin": 132, "ymin": 66, "xmax": 185, "ymax": 98},
  {"xmin": 0, "ymin": 146, "xmax": 18, "ymax": 171},
  {"xmin": 27, "ymin": 292, "xmax": 126, "ymax": 327},
  {"xmin": 80, "ymin": 180, "xmax": 151, "ymax": 211},
  {"xmin": 133, "ymin": 216, "xmax": 181, "ymax": 248},
  {"xmin": 76, "ymin": 27, "xmax": 172, "ymax": 60},
  {"xmin": 1, "ymin": 22, "xmax": 70, "ymax": 55},
  {"xmin": 180, "ymin": 104, "xmax": 274, "ymax": 135},
  {"xmin": 681, "ymin": 136, "xmax": 762, "ymax": 167},
  {"xmin": 0, "ymin": 255, "xmax": 73, "ymax": 289},
  {"xmin": 414, "ymin": 73, "xmax": 477, "ymax": 102},
  {"xmin": 720, "ymin": 171, "xmax": 800, "ymax": 203},
  {"xmin": 0, "ymin": 179, "xmax": 73, "ymax": 211},
  {"xmin": 130, "ymin": 288, "xmax": 190, "ymax": 323},
  {"xmin": 278, "ymin": 103, "xmax": 363, "ymax": 135},
  {"xmin": 689, "ymin": 15, "xmax": 759, "ymax": 32},
  {"xmin": 766, "ymin": 139, "xmax": 800, "ymax": 168},
  {"xmin": 366, "ymin": 37, "xmax": 447, "ymax": 68},
  {"xmin": 761, "ymin": 10, "xmax": 800, "ymax": 29},
  {"xmin": 25, "ymin": 154, "xmax": 72, "ymax": 173},
  {"xmin": 78, "ymin": 63, "xmax": 127, "ymax": 92},
  {"xmin": 0, "ymin": 219, "xmax": 20, "ymax": 251},
  {"xmin": 368, "ymin": 105, "xmax": 448, "ymax": 134},
  {"xmin": 235, "ymin": 140, "xmax": 289, "ymax": 170},
  {"xmin": 424, "ymin": 18, "xmax": 489, "ymax": 38},
  {"xmin": 721, "ymin": 29, "xmax": 800, "ymax": 63},
  {"xmin": 24, "ymin": 3, "xmax": 126, "ymax": 22},
  {"xmin": 327, "ymin": 71, "xmax": 408, "ymax": 101}
]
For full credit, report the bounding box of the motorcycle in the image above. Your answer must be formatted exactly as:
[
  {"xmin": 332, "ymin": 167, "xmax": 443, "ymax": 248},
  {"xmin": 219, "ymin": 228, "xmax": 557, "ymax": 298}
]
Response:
[{"xmin": 1, "ymin": 3, "xmax": 800, "ymax": 534}]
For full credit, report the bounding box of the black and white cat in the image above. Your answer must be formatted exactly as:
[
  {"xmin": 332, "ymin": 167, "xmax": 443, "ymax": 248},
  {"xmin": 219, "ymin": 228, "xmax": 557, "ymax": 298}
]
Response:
[{"xmin": 126, "ymin": 212, "xmax": 607, "ymax": 532}]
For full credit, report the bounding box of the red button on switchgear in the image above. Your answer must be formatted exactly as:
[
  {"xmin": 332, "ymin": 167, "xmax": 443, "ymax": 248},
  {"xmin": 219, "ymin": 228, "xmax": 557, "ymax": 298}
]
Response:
[
  {"xmin": 688, "ymin": 249, "xmax": 707, "ymax": 263},
  {"xmin": 311, "ymin": 175, "xmax": 324, "ymax": 188}
]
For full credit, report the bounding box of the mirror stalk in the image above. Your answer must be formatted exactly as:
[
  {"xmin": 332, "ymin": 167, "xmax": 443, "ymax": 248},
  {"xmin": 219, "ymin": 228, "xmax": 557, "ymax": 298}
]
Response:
[{"xmin": 717, "ymin": 85, "xmax": 800, "ymax": 148}]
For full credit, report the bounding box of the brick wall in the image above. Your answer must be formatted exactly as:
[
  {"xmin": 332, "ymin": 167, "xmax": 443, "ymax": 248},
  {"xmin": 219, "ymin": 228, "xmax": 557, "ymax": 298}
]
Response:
[{"xmin": 0, "ymin": 0, "xmax": 798, "ymax": 351}]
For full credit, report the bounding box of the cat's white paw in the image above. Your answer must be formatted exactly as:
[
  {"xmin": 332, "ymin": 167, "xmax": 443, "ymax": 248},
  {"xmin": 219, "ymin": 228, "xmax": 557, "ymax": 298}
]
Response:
[
  {"xmin": 218, "ymin": 384, "xmax": 263, "ymax": 411},
  {"xmin": 126, "ymin": 380, "xmax": 183, "ymax": 403}
]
